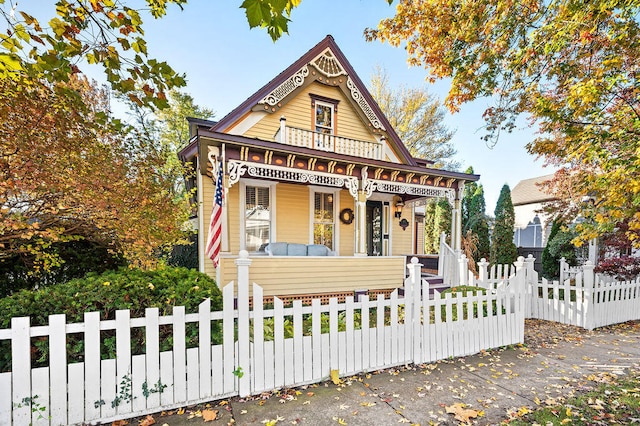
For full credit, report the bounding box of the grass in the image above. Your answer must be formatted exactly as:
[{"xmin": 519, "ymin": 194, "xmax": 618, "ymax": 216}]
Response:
[{"xmin": 505, "ymin": 371, "xmax": 640, "ymax": 425}]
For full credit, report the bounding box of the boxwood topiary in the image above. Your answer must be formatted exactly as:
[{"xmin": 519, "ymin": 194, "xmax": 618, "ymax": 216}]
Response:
[{"xmin": 0, "ymin": 266, "xmax": 223, "ymax": 372}]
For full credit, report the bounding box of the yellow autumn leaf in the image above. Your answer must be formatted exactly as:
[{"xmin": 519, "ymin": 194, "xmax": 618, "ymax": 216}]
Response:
[
  {"xmin": 331, "ymin": 369, "xmax": 342, "ymax": 385},
  {"xmin": 202, "ymin": 409, "xmax": 218, "ymax": 422},
  {"xmin": 561, "ymin": 419, "xmax": 572, "ymax": 424},
  {"xmin": 445, "ymin": 403, "xmax": 479, "ymax": 422}
]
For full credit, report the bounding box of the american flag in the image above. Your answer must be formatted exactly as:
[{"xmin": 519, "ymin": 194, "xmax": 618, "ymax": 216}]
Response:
[{"xmin": 205, "ymin": 158, "xmax": 224, "ymax": 267}]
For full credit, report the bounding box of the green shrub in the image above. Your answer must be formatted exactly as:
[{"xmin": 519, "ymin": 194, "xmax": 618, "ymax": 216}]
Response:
[
  {"xmin": 0, "ymin": 266, "xmax": 222, "ymax": 372},
  {"xmin": 0, "ymin": 239, "xmax": 127, "ymax": 297}
]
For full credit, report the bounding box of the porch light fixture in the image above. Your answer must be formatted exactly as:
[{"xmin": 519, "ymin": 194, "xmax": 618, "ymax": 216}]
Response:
[{"xmin": 394, "ymin": 199, "xmax": 404, "ymax": 219}]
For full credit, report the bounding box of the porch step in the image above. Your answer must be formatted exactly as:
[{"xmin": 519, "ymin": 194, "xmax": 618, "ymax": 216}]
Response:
[
  {"xmin": 424, "ymin": 275, "xmax": 449, "ymax": 298},
  {"xmin": 400, "ymin": 275, "xmax": 449, "ymax": 299}
]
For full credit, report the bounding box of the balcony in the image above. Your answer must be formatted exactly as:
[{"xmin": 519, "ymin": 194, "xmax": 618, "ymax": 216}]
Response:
[{"xmin": 276, "ymin": 124, "xmax": 383, "ymax": 160}]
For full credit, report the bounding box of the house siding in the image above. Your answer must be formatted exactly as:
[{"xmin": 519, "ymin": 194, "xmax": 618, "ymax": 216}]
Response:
[
  {"xmin": 220, "ymin": 256, "xmax": 405, "ymax": 297},
  {"xmin": 339, "ymin": 190, "xmax": 355, "ymax": 256},
  {"xmin": 275, "ymin": 183, "xmax": 309, "ymax": 244},
  {"xmin": 391, "ymin": 208, "xmax": 413, "ymax": 256}
]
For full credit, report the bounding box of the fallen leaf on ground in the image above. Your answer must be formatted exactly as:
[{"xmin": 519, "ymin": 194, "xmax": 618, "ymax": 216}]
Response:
[
  {"xmin": 112, "ymin": 421, "xmax": 128, "ymax": 426},
  {"xmin": 331, "ymin": 369, "xmax": 342, "ymax": 385},
  {"xmin": 445, "ymin": 403, "xmax": 479, "ymax": 423},
  {"xmin": 138, "ymin": 415, "xmax": 155, "ymax": 426},
  {"xmin": 202, "ymin": 409, "xmax": 218, "ymax": 422}
]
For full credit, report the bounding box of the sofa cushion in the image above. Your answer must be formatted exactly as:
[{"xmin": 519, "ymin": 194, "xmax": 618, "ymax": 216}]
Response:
[
  {"xmin": 306, "ymin": 244, "xmax": 329, "ymax": 256},
  {"xmin": 287, "ymin": 243, "xmax": 307, "ymax": 256},
  {"xmin": 266, "ymin": 242, "xmax": 288, "ymax": 256}
]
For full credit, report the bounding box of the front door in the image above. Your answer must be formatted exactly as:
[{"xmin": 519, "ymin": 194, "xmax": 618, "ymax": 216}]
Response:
[{"xmin": 366, "ymin": 201, "xmax": 383, "ymax": 256}]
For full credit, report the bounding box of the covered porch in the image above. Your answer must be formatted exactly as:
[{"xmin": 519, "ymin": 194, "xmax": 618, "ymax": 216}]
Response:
[{"xmin": 192, "ymin": 132, "xmax": 477, "ymax": 297}]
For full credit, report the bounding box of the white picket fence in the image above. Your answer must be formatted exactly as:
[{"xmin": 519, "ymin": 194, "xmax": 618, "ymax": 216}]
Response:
[
  {"xmin": 528, "ymin": 262, "xmax": 640, "ymax": 330},
  {"xmin": 0, "ymin": 253, "xmax": 527, "ymax": 425},
  {"xmin": 473, "ymin": 258, "xmax": 640, "ymax": 331}
]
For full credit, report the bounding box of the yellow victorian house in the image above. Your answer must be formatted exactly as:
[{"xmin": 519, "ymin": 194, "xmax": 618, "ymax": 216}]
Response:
[{"xmin": 179, "ymin": 35, "xmax": 478, "ymax": 301}]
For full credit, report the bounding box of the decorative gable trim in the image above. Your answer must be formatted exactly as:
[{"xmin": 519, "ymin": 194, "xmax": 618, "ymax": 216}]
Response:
[
  {"xmin": 346, "ymin": 77, "xmax": 386, "ymax": 131},
  {"xmin": 312, "ymin": 48, "xmax": 346, "ymax": 78},
  {"xmin": 259, "ymin": 66, "xmax": 310, "ymax": 107}
]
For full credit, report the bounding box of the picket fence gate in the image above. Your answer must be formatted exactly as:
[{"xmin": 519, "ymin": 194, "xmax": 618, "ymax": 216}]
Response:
[{"xmin": 0, "ymin": 253, "xmax": 527, "ymax": 425}]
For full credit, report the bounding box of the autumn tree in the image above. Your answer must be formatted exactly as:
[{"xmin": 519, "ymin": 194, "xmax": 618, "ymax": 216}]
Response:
[
  {"xmin": 123, "ymin": 88, "xmax": 215, "ymax": 193},
  {"xmin": 366, "ymin": 0, "xmax": 640, "ymax": 247},
  {"xmin": 369, "ymin": 66, "xmax": 458, "ymax": 169},
  {"xmin": 491, "ymin": 185, "xmax": 517, "ymax": 265},
  {"xmin": 0, "ymin": 76, "xmax": 192, "ymax": 277}
]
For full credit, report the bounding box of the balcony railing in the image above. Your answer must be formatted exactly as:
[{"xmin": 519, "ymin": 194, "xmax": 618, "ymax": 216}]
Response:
[{"xmin": 276, "ymin": 124, "xmax": 383, "ymax": 160}]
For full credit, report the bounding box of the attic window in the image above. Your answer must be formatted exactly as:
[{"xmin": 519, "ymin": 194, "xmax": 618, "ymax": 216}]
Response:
[{"xmin": 310, "ymin": 94, "xmax": 339, "ymax": 135}]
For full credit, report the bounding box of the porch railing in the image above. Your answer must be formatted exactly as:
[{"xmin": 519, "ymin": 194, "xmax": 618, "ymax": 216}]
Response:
[{"xmin": 276, "ymin": 123, "xmax": 383, "ymax": 160}]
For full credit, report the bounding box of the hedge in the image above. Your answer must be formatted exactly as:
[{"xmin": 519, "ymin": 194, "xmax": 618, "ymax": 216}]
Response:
[{"xmin": 0, "ymin": 267, "xmax": 223, "ymax": 372}]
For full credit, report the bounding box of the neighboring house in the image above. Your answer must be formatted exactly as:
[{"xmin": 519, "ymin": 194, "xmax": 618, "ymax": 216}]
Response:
[
  {"xmin": 179, "ymin": 35, "xmax": 479, "ymax": 299},
  {"xmin": 511, "ymin": 175, "xmax": 556, "ymax": 270}
]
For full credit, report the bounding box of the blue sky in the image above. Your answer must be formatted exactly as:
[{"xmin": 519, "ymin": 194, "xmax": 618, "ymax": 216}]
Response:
[{"xmin": 105, "ymin": 1, "xmax": 552, "ymax": 210}]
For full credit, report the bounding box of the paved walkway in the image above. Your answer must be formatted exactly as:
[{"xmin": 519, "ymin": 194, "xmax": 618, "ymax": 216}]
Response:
[{"xmin": 133, "ymin": 321, "xmax": 640, "ymax": 425}]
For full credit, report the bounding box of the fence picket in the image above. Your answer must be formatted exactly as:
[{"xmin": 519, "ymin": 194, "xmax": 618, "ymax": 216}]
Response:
[
  {"xmin": 346, "ymin": 296, "xmax": 355, "ymax": 373},
  {"xmin": 115, "ymin": 310, "xmax": 132, "ymax": 417},
  {"xmin": 145, "ymin": 308, "xmax": 161, "ymax": 409},
  {"xmin": 31, "ymin": 367, "xmax": 50, "ymax": 426},
  {"xmin": 198, "ymin": 300, "xmax": 212, "ymax": 399},
  {"xmin": 293, "ymin": 300, "xmax": 304, "ymax": 384},
  {"xmin": 273, "ymin": 297, "xmax": 285, "ymax": 389},
  {"xmin": 159, "ymin": 351, "xmax": 174, "ymax": 406},
  {"xmin": 186, "ymin": 348, "xmax": 199, "ymax": 401},
  {"xmin": 0, "ymin": 372, "xmax": 11, "ymax": 425},
  {"xmin": 172, "ymin": 306, "xmax": 187, "ymax": 402},
  {"xmin": 221, "ymin": 283, "xmax": 235, "ymax": 395},
  {"xmin": 252, "ymin": 284, "xmax": 265, "ymax": 393},
  {"xmin": 311, "ymin": 299, "xmax": 322, "ymax": 380},
  {"xmin": 100, "ymin": 358, "xmax": 117, "ymax": 419},
  {"xmin": 361, "ymin": 295, "xmax": 370, "ymax": 371},
  {"xmin": 84, "ymin": 311, "xmax": 101, "ymax": 421},
  {"xmin": 131, "ymin": 355, "xmax": 146, "ymax": 413},
  {"xmin": 11, "ymin": 316, "xmax": 31, "ymax": 425}
]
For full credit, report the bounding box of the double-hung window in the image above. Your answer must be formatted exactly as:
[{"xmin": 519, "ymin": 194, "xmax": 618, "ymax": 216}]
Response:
[
  {"xmin": 315, "ymin": 101, "xmax": 334, "ymax": 135},
  {"xmin": 245, "ymin": 185, "xmax": 271, "ymax": 252},
  {"xmin": 313, "ymin": 192, "xmax": 334, "ymax": 250}
]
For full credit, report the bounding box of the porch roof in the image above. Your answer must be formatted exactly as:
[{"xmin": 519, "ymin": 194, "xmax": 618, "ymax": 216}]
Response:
[{"xmin": 186, "ymin": 129, "xmax": 479, "ymax": 193}]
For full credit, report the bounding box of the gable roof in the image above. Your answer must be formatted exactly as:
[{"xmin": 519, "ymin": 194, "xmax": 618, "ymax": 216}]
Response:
[
  {"xmin": 210, "ymin": 35, "xmax": 416, "ymax": 166},
  {"xmin": 511, "ymin": 174, "xmax": 556, "ymax": 206}
]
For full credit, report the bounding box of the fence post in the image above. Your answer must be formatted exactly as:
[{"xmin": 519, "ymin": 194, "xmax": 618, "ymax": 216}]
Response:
[
  {"xmin": 524, "ymin": 255, "xmax": 537, "ymax": 317},
  {"xmin": 458, "ymin": 254, "xmax": 468, "ymax": 286},
  {"xmin": 582, "ymin": 261, "xmax": 596, "ymax": 330},
  {"xmin": 477, "ymin": 258, "xmax": 488, "ymax": 288},
  {"xmin": 559, "ymin": 257, "xmax": 567, "ymax": 283},
  {"xmin": 235, "ymin": 250, "xmax": 252, "ymax": 397},
  {"xmin": 513, "ymin": 256, "xmax": 525, "ymax": 292},
  {"xmin": 438, "ymin": 232, "xmax": 446, "ymax": 276},
  {"xmin": 406, "ymin": 257, "xmax": 423, "ymax": 363}
]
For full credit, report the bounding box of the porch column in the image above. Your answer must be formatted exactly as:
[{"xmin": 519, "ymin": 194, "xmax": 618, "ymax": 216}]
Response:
[
  {"xmin": 451, "ymin": 183, "xmax": 464, "ymax": 251},
  {"xmin": 355, "ymin": 190, "xmax": 367, "ymax": 256}
]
